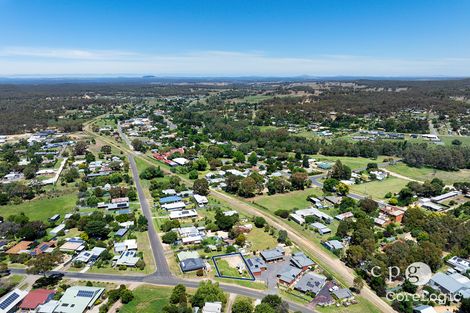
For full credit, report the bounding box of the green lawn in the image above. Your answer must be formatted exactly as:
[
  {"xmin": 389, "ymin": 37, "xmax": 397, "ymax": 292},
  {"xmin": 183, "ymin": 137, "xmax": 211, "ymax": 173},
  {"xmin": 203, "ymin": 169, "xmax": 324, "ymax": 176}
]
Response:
[
  {"xmin": 0, "ymin": 192, "xmax": 77, "ymax": 222},
  {"xmin": 120, "ymin": 285, "xmax": 174, "ymax": 313},
  {"xmin": 387, "ymin": 163, "xmax": 470, "ymax": 184},
  {"xmin": 440, "ymin": 135, "xmax": 470, "ymax": 147},
  {"xmin": 254, "ymin": 188, "xmax": 321, "ymax": 213},
  {"xmin": 214, "ymin": 258, "xmax": 250, "ymax": 279},
  {"xmin": 350, "ymin": 177, "xmax": 408, "ymax": 199},
  {"xmin": 245, "ymin": 226, "xmax": 278, "ymax": 252}
]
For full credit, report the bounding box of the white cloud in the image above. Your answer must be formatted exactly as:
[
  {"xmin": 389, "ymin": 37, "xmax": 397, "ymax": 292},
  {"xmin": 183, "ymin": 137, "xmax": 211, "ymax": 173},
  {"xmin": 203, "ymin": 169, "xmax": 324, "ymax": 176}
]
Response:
[{"xmin": 0, "ymin": 47, "xmax": 470, "ymax": 76}]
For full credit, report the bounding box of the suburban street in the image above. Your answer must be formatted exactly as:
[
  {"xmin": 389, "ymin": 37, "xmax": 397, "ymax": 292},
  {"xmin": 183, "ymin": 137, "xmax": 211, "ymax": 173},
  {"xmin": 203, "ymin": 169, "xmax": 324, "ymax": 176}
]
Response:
[{"xmin": 128, "ymin": 153, "xmax": 172, "ymax": 278}]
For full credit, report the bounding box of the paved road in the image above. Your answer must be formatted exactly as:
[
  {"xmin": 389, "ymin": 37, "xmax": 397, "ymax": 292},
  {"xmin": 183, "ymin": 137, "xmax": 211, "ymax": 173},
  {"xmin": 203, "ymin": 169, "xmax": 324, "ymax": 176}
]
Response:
[
  {"xmin": 10, "ymin": 268, "xmax": 312, "ymax": 313},
  {"xmin": 117, "ymin": 122, "xmax": 133, "ymax": 150},
  {"xmin": 128, "ymin": 153, "xmax": 172, "ymax": 278}
]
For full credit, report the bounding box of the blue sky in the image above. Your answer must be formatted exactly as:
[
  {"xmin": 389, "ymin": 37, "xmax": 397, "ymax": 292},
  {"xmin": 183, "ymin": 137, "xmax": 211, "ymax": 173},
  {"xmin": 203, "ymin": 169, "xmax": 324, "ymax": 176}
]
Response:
[{"xmin": 0, "ymin": 0, "xmax": 469, "ymax": 76}]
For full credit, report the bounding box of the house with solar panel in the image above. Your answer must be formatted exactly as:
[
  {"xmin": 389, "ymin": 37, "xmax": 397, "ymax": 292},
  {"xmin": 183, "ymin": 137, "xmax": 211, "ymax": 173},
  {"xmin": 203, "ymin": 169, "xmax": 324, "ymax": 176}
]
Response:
[
  {"xmin": 53, "ymin": 286, "xmax": 104, "ymax": 313},
  {"xmin": 0, "ymin": 288, "xmax": 28, "ymax": 313}
]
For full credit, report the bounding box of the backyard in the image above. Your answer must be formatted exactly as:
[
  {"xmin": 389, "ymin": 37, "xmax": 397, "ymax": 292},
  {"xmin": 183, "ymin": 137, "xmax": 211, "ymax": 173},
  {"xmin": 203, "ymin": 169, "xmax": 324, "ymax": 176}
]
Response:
[
  {"xmin": 350, "ymin": 176, "xmax": 409, "ymax": 199},
  {"xmin": 0, "ymin": 191, "xmax": 77, "ymax": 222},
  {"xmin": 120, "ymin": 285, "xmax": 175, "ymax": 313}
]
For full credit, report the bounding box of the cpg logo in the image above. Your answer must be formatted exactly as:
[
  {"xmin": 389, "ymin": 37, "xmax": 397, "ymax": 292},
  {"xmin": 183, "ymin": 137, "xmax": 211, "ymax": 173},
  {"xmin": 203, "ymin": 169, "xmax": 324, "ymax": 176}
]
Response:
[{"xmin": 371, "ymin": 262, "xmax": 432, "ymax": 286}]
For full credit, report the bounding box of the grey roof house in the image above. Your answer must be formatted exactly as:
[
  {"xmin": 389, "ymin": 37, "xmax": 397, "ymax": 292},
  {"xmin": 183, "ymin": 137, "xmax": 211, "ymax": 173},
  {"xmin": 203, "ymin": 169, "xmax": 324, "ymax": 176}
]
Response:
[
  {"xmin": 294, "ymin": 273, "xmax": 326, "ymax": 295},
  {"xmin": 260, "ymin": 247, "xmax": 285, "ymax": 263},
  {"xmin": 180, "ymin": 257, "xmax": 205, "ymax": 272},
  {"xmin": 290, "ymin": 252, "xmax": 315, "ymax": 269}
]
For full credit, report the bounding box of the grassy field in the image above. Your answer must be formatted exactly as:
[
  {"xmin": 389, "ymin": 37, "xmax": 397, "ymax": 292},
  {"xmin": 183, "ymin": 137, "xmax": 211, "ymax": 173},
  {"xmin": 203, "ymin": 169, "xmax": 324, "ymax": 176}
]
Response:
[
  {"xmin": 312, "ymin": 154, "xmax": 387, "ymax": 170},
  {"xmin": 245, "ymin": 226, "xmax": 278, "ymax": 251},
  {"xmin": 387, "ymin": 163, "xmax": 470, "ymax": 184},
  {"xmin": 0, "ymin": 192, "xmax": 77, "ymax": 222},
  {"xmin": 213, "ymin": 258, "xmax": 250, "ymax": 279},
  {"xmin": 350, "ymin": 177, "xmax": 409, "ymax": 199},
  {"xmin": 120, "ymin": 285, "xmax": 174, "ymax": 313},
  {"xmin": 440, "ymin": 135, "xmax": 470, "ymax": 147},
  {"xmin": 254, "ymin": 188, "xmax": 321, "ymax": 213}
]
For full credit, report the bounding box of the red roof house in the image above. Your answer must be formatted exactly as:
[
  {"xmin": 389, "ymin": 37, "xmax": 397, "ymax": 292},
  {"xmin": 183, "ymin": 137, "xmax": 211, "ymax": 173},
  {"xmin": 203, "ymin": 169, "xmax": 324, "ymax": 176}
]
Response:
[{"xmin": 19, "ymin": 289, "xmax": 56, "ymax": 310}]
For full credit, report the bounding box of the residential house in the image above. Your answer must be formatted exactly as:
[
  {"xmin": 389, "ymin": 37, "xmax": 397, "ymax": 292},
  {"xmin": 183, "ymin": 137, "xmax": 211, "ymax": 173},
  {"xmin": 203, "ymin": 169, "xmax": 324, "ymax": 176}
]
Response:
[
  {"xmin": 194, "ymin": 194, "xmax": 209, "ymax": 207},
  {"xmin": 162, "ymin": 201, "xmax": 187, "ymax": 211},
  {"xmin": 311, "ymin": 222, "xmax": 331, "ymax": 235},
  {"xmin": 428, "ymin": 272, "xmax": 470, "ymax": 299},
  {"xmin": 332, "ymin": 288, "xmax": 354, "ymax": 302},
  {"xmin": 277, "ymin": 266, "xmax": 303, "ymax": 287},
  {"xmin": 246, "ymin": 257, "xmax": 267, "ymax": 277},
  {"xmin": 169, "ymin": 209, "xmax": 198, "ymax": 220},
  {"xmin": 413, "ymin": 305, "xmax": 437, "ymax": 313},
  {"xmin": 0, "ymin": 288, "xmax": 28, "ymax": 313},
  {"xmin": 335, "ymin": 212, "xmax": 354, "ymax": 221},
  {"xmin": 114, "ymin": 250, "xmax": 140, "ymax": 267},
  {"xmin": 202, "ymin": 302, "xmax": 222, "ymax": 313},
  {"xmin": 30, "ymin": 241, "xmax": 56, "ymax": 256},
  {"xmin": 159, "ymin": 195, "xmax": 182, "ymax": 205},
  {"xmin": 19, "ymin": 289, "xmax": 55, "ymax": 312},
  {"xmin": 177, "ymin": 251, "xmax": 200, "ymax": 262},
  {"xmin": 260, "ymin": 247, "xmax": 285, "ymax": 263},
  {"xmin": 50, "ymin": 224, "xmax": 66, "ymax": 236},
  {"xmin": 290, "ymin": 252, "xmax": 315, "ymax": 271},
  {"xmin": 114, "ymin": 239, "xmax": 137, "ymax": 254},
  {"xmin": 59, "ymin": 239, "xmax": 85, "ymax": 253},
  {"xmin": 180, "ymin": 257, "xmax": 205, "ymax": 273},
  {"xmin": 115, "ymin": 228, "xmax": 128, "ymax": 238},
  {"xmin": 447, "ymin": 256, "xmax": 470, "ymax": 274},
  {"xmin": 6, "ymin": 241, "xmax": 33, "ymax": 255},
  {"xmin": 324, "ymin": 196, "xmax": 342, "ymax": 206},
  {"xmin": 53, "ymin": 286, "xmax": 104, "ymax": 313},
  {"xmin": 294, "ymin": 273, "xmax": 326, "ymax": 295},
  {"xmin": 74, "ymin": 247, "xmax": 106, "ymax": 264},
  {"xmin": 324, "ymin": 240, "xmax": 344, "ymax": 251}
]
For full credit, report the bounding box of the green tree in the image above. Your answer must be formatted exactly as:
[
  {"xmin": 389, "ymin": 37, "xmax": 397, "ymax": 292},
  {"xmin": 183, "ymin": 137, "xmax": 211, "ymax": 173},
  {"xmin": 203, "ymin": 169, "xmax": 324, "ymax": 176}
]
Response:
[
  {"xmin": 27, "ymin": 252, "xmax": 63, "ymax": 276},
  {"xmin": 254, "ymin": 304, "xmax": 275, "ymax": 313},
  {"xmin": 323, "ymin": 178, "xmax": 339, "ymax": 192},
  {"xmin": 233, "ymin": 297, "xmax": 254, "ymax": 313},
  {"xmin": 170, "ymin": 284, "xmax": 188, "ymax": 306},
  {"xmin": 248, "ymin": 152, "xmax": 258, "ymax": 166},
  {"xmin": 193, "ymin": 178, "xmax": 210, "ymax": 196},
  {"xmin": 233, "ymin": 151, "xmax": 246, "ymax": 163},
  {"xmin": 191, "ymin": 281, "xmax": 226, "ymax": 308},
  {"xmin": 162, "ymin": 231, "xmax": 178, "ymax": 244},
  {"xmin": 254, "ymin": 216, "xmax": 266, "ymax": 228},
  {"xmin": 336, "ymin": 182, "xmax": 349, "ymax": 196},
  {"xmin": 238, "ymin": 177, "xmax": 256, "ymax": 197}
]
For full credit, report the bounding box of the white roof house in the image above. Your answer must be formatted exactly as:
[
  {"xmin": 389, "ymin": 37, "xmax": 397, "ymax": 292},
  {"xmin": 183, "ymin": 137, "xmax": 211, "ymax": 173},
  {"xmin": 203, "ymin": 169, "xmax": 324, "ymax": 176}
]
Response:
[
  {"xmin": 202, "ymin": 302, "xmax": 222, "ymax": 313},
  {"xmin": 50, "ymin": 224, "xmax": 66, "ymax": 236},
  {"xmin": 194, "ymin": 194, "xmax": 208, "ymax": 206},
  {"xmin": 173, "ymin": 157, "xmax": 189, "ymax": 166},
  {"xmin": 162, "ymin": 201, "xmax": 187, "ymax": 211},
  {"xmin": 169, "ymin": 210, "xmax": 198, "ymax": 220},
  {"xmin": 0, "ymin": 288, "xmax": 28, "ymax": 313},
  {"xmin": 447, "ymin": 256, "xmax": 470, "ymax": 274},
  {"xmin": 114, "ymin": 239, "xmax": 138, "ymax": 253},
  {"xmin": 114, "ymin": 250, "xmax": 140, "ymax": 267},
  {"xmin": 54, "ymin": 286, "xmax": 104, "ymax": 313}
]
